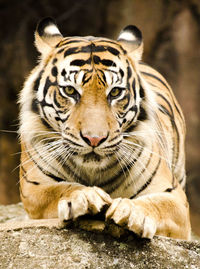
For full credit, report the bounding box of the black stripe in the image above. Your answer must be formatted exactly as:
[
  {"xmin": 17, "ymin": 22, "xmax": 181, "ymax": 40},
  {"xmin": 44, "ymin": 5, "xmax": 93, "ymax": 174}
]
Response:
[
  {"xmin": 137, "ymin": 152, "xmax": 153, "ymax": 176},
  {"xmin": 118, "ymin": 104, "xmax": 137, "ymax": 119},
  {"xmin": 159, "ymin": 105, "xmax": 172, "ymax": 118},
  {"xmin": 165, "ymin": 175, "xmax": 178, "ymax": 193},
  {"xmin": 31, "ymin": 98, "xmax": 39, "ymax": 114},
  {"xmin": 102, "ymin": 70, "xmax": 107, "ymax": 82},
  {"xmin": 19, "ymin": 186, "xmax": 26, "ymax": 199},
  {"xmin": 103, "ymin": 140, "xmax": 122, "ymax": 150},
  {"xmin": 51, "ymin": 66, "xmax": 58, "ymax": 77},
  {"xmin": 65, "ymin": 132, "xmax": 79, "ymax": 140},
  {"xmin": 57, "ymin": 48, "xmax": 65, "ymax": 54},
  {"xmin": 53, "ymin": 91, "xmax": 61, "ymax": 108},
  {"xmin": 137, "ymin": 106, "xmax": 148, "ymax": 121},
  {"xmin": 82, "ymin": 74, "xmax": 92, "ymax": 85},
  {"xmin": 61, "ymin": 69, "xmax": 66, "ymax": 77},
  {"xmin": 25, "ymin": 143, "xmax": 66, "ymax": 182},
  {"xmin": 107, "ymin": 46, "xmax": 120, "ymax": 56},
  {"xmin": 122, "ymin": 93, "xmax": 131, "ymax": 110},
  {"xmin": 64, "ymin": 47, "xmax": 79, "ymax": 57},
  {"xmin": 25, "ymin": 159, "xmax": 66, "ymax": 183},
  {"xmin": 80, "ymin": 45, "xmax": 92, "ymax": 53},
  {"xmin": 43, "ymin": 76, "xmax": 55, "ymax": 97},
  {"xmin": 96, "ymin": 40, "xmax": 126, "ymax": 54},
  {"xmin": 108, "ymin": 135, "xmax": 120, "ymax": 143},
  {"xmin": 130, "ymin": 158, "xmax": 161, "ymax": 199},
  {"xmin": 39, "ymin": 98, "xmax": 54, "ymax": 108},
  {"xmin": 174, "ymin": 101, "xmax": 184, "ymax": 123},
  {"xmin": 123, "ymin": 124, "xmax": 136, "ymax": 133},
  {"xmin": 164, "ymin": 185, "xmax": 177, "ymax": 192},
  {"xmin": 119, "ymin": 68, "xmax": 124, "ymax": 78},
  {"xmin": 127, "ymin": 65, "xmax": 132, "ymax": 79},
  {"xmin": 179, "ymin": 175, "xmax": 185, "ymax": 185},
  {"xmin": 64, "ymin": 45, "xmax": 118, "ymax": 67},
  {"xmin": 157, "ymin": 92, "xmax": 173, "ymax": 115},
  {"xmin": 41, "ymin": 118, "xmax": 55, "ymax": 131},
  {"xmin": 132, "ymin": 79, "xmax": 137, "ymax": 100},
  {"xmin": 21, "ymin": 166, "xmax": 40, "ymax": 185},
  {"xmin": 159, "ymin": 104, "xmax": 180, "ymax": 167},
  {"xmin": 124, "ymin": 152, "xmax": 153, "ymax": 192},
  {"xmin": 94, "ymin": 39, "xmax": 120, "ymax": 46},
  {"xmin": 139, "ymin": 86, "xmax": 145, "ymax": 99},
  {"xmin": 33, "ymin": 70, "xmax": 44, "ymax": 92},
  {"xmin": 97, "ymin": 73, "xmax": 106, "ymax": 86},
  {"xmin": 141, "ymin": 71, "xmax": 170, "ymax": 90},
  {"xmin": 52, "ymin": 58, "xmax": 57, "ymax": 64},
  {"xmin": 147, "ymin": 72, "xmax": 184, "ymax": 123},
  {"xmin": 93, "ymin": 55, "xmax": 101, "ymax": 64},
  {"xmin": 62, "ymin": 41, "xmax": 124, "ymax": 57},
  {"xmin": 70, "ymin": 58, "xmax": 91, "ymax": 66},
  {"xmin": 101, "ymin": 59, "xmax": 116, "ymax": 67},
  {"xmin": 157, "ymin": 92, "xmax": 182, "ymax": 148},
  {"xmin": 64, "ymin": 45, "xmax": 91, "ymax": 57},
  {"xmin": 97, "ymin": 69, "xmax": 107, "ymax": 84},
  {"xmin": 119, "ymin": 105, "xmax": 138, "ymax": 129},
  {"xmin": 93, "ymin": 55, "xmax": 116, "ymax": 67},
  {"xmin": 46, "ymin": 173, "xmax": 65, "ymax": 182},
  {"xmin": 57, "ymin": 39, "xmax": 84, "ymax": 47},
  {"xmin": 55, "ymin": 115, "xmax": 69, "ymax": 123},
  {"xmin": 64, "ymin": 137, "xmax": 84, "ymax": 148},
  {"xmin": 92, "ymin": 45, "xmax": 106, "ymax": 52},
  {"xmin": 93, "ymin": 44, "xmax": 120, "ymax": 55},
  {"xmin": 159, "ymin": 103, "xmax": 179, "ymax": 144}
]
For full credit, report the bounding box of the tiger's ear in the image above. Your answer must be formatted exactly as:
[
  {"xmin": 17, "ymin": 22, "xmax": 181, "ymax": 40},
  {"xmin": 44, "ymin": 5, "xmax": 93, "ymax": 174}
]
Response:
[
  {"xmin": 35, "ymin": 17, "xmax": 63, "ymax": 55},
  {"xmin": 117, "ymin": 25, "xmax": 143, "ymax": 60}
]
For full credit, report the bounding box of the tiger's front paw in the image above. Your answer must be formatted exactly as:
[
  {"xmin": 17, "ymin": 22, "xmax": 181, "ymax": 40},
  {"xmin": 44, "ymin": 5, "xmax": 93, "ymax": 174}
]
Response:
[
  {"xmin": 106, "ymin": 198, "xmax": 157, "ymax": 239},
  {"xmin": 58, "ymin": 186, "xmax": 112, "ymax": 221}
]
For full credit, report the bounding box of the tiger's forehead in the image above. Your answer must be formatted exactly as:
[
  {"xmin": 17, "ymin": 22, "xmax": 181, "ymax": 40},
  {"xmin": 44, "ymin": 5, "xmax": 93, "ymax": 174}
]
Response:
[
  {"xmin": 50, "ymin": 37, "xmax": 129, "ymax": 88},
  {"xmin": 55, "ymin": 36, "xmax": 126, "ymax": 55}
]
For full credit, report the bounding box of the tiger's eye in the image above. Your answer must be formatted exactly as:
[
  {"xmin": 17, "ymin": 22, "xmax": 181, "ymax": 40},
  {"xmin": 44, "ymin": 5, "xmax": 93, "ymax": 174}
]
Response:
[
  {"xmin": 65, "ymin": 86, "xmax": 75, "ymax": 95},
  {"xmin": 110, "ymin": 87, "xmax": 120, "ymax": 97}
]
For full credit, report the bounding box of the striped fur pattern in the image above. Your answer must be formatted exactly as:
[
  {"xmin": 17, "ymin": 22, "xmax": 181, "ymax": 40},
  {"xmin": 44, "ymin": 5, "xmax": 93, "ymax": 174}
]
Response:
[{"xmin": 19, "ymin": 18, "xmax": 190, "ymax": 239}]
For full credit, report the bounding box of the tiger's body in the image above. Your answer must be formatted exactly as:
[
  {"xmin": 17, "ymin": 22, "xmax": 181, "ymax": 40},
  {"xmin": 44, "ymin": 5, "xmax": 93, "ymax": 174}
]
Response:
[{"xmin": 19, "ymin": 18, "xmax": 191, "ymax": 239}]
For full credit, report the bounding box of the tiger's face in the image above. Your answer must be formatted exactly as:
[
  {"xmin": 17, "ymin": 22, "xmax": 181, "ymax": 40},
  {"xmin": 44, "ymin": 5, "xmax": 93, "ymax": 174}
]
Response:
[
  {"xmin": 21, "ymin": 18, "xmax": 144, "ymax": 171},
  {"xmin": 39, "ymin": 41, "xmax": 139, "ymax": 155}
]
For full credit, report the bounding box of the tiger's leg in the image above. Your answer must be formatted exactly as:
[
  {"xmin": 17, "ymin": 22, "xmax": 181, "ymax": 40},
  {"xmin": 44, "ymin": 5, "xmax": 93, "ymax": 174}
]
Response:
[
  {"xmin": 20, "ymin": 167, "xmax": 112, "ymax": 220},
  {"xmin": 106, "ymin": 162, "xmax": 191, "ymax": 240},
  {"xmin": 20, "ymin": 141, "xmax": 112, "ymax": 220}
]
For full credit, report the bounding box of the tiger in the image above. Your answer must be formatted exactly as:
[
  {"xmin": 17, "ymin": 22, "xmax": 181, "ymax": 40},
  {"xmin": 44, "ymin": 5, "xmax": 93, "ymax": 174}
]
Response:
[{"xmin": 19, "ymin": 17, "xmax": 191, "ymax": 240}]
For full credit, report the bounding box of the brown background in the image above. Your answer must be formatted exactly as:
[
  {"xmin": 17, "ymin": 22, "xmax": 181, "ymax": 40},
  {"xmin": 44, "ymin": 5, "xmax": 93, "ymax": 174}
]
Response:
[{"xmin": 0, "ymin": 0, "xmax": 199, "ymax": 235}]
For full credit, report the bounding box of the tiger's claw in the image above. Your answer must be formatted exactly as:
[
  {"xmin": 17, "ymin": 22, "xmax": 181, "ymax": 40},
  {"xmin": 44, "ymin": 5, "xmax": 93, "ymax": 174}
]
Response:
[{"xmin": 58, "ymin": 186, "xmax": 112, "ymax": 221}]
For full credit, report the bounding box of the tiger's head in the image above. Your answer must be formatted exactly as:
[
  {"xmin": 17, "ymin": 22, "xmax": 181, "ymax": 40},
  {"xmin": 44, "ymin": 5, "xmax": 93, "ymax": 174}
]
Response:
[{"xmin": 20, "ymin": 18, "xmax": 149, "ymax": 174}]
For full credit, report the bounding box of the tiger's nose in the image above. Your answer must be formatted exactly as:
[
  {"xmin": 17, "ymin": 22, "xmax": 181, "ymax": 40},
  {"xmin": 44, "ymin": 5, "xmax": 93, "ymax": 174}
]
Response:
[{"xmin": 80, "ymin": 132, "xmax": 108, "ymax": 147}]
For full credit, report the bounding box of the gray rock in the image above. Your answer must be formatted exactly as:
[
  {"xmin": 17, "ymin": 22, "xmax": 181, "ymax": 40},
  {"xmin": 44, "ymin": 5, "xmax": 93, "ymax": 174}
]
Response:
[{"xmin": 0, "ymin": 204, "xmax": 200, "ymax": 269}]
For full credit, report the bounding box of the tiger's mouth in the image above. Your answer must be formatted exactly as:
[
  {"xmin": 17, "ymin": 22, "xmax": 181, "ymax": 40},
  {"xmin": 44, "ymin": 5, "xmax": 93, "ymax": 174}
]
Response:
[{"xmin": 83, "ymin": 151, "xmax": 102, "ymax": 162}]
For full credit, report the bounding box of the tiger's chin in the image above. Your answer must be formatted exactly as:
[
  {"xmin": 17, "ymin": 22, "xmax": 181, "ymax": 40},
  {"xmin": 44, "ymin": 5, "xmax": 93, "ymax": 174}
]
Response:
[
  {"xmin": 71, "ymin": 149, "xmax": 114, "ymax": 171},
  {"xmin": 83, "ymin": 152, "xmax": 102, "ymax": 162}
]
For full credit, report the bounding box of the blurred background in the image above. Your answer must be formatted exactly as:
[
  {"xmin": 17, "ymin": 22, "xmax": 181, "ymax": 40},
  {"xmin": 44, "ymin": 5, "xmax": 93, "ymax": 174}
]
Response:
[{"xmin": 0, "ymin": 0, "xmax": 199, "ymax": 235}]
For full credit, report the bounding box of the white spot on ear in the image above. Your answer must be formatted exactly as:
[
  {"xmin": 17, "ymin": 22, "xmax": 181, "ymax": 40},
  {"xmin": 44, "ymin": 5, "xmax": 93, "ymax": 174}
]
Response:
[
  {"xmin": 118, "ymin": 31, "xmax": 137, "ymax": 42},
  {"xmin": 44, "ymin": 25, "xmax": 61, "ymax": 36}
]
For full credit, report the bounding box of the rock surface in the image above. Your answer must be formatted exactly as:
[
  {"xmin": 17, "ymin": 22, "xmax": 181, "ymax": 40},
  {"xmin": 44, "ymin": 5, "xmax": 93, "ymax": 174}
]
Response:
[{"xmin": 0, "ymin": 204, "xmax": 200, "ymax": 269}]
